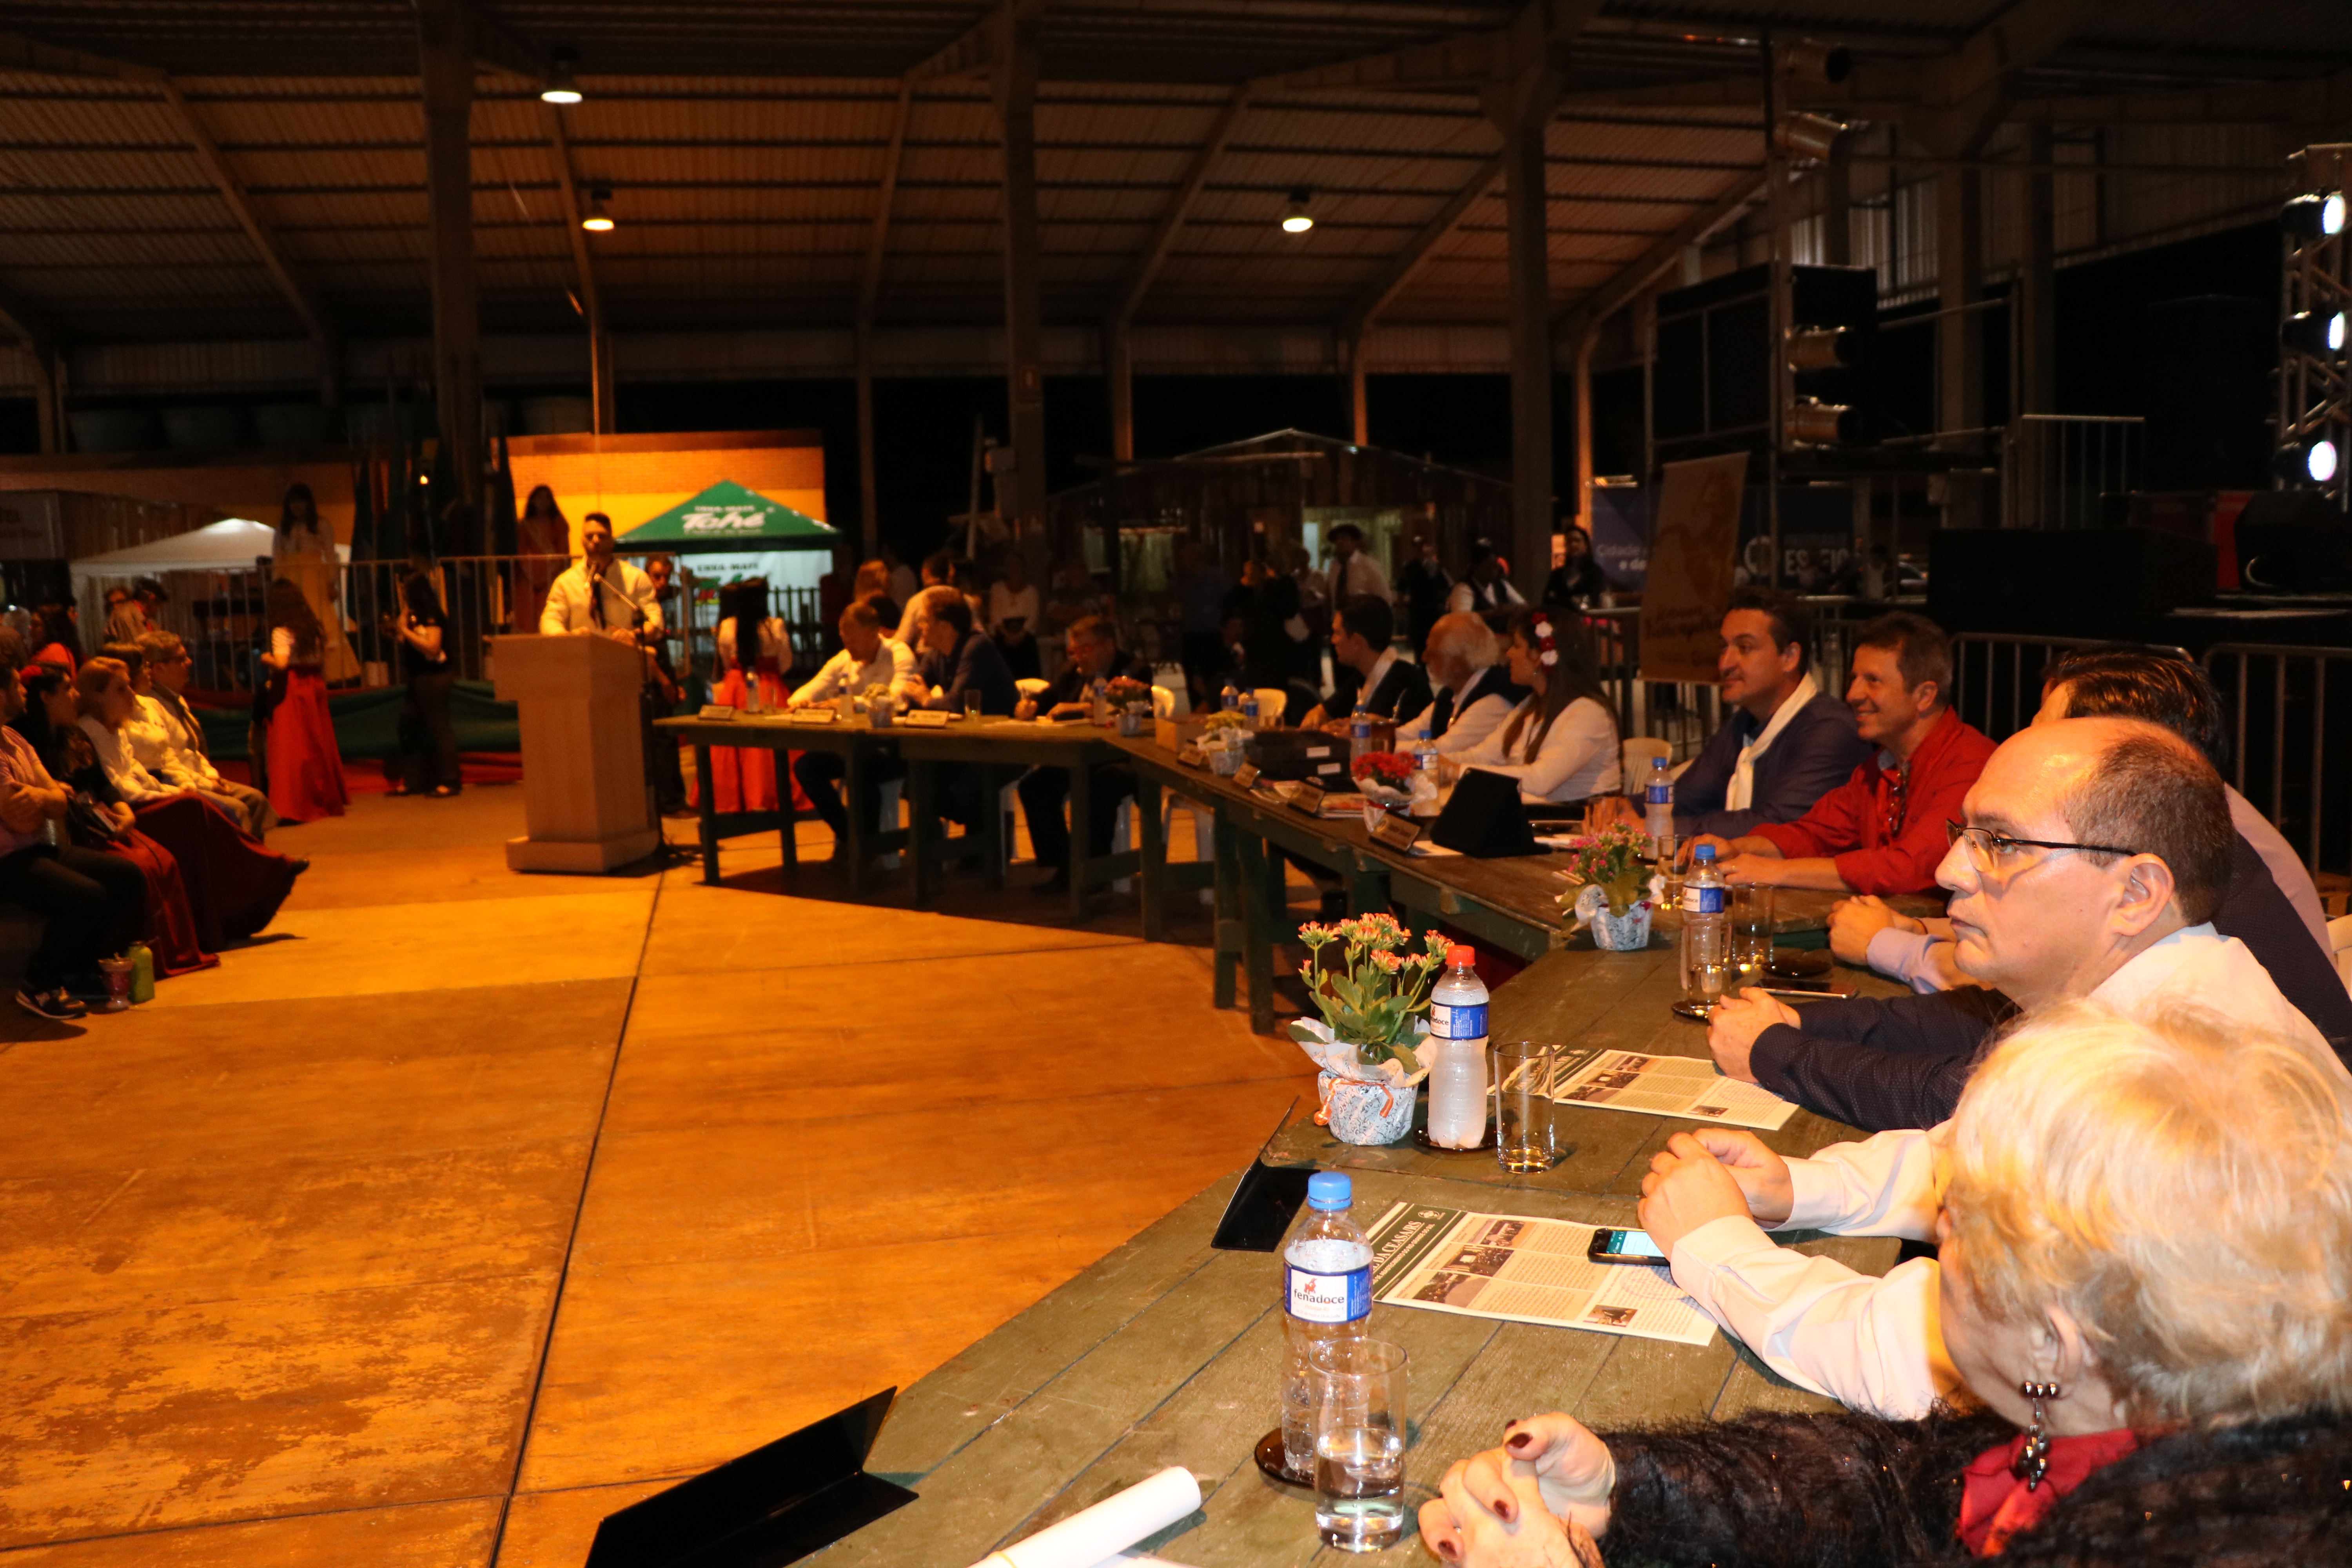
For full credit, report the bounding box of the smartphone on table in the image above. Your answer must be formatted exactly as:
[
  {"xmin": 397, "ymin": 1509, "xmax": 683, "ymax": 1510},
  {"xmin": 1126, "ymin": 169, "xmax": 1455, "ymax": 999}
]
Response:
[{"xmin": 1587, "ymin": 1227, "xmax": 1668, "ymax": 1265}]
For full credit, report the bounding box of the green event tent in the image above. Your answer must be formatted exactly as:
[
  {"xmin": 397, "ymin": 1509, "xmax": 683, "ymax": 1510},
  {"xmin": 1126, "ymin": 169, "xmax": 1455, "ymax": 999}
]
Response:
[{"xmin": 616, "ymin": 479, "xmax": 837, "ymax": 553}]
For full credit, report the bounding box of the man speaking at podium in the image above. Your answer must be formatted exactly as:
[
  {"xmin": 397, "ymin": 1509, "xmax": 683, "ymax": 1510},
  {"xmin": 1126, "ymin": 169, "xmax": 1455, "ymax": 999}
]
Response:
[{"xmin": 540, "ymin": 513, "xmax": 661, "ymax": 641}]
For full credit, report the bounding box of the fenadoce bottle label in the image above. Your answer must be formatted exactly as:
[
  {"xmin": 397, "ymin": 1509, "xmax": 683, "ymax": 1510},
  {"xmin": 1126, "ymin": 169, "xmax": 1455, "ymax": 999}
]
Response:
[{"xmin": 1287, "ymin": 1261, "xmax": 1372, "ymax": 1323}]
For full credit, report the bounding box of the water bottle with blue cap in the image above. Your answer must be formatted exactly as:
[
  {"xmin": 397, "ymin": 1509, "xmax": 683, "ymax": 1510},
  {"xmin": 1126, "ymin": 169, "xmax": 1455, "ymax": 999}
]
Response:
[{"xmin": 1280, "ymin": 1171, "xmax": 1371, "ymax": 1476}]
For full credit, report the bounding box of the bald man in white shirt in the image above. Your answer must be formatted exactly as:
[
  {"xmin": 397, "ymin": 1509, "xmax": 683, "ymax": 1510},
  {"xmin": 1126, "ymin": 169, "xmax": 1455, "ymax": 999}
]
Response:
[{"xmin": 1633, "ymin": 717, "xmax": 2336, "ymax": 1419}]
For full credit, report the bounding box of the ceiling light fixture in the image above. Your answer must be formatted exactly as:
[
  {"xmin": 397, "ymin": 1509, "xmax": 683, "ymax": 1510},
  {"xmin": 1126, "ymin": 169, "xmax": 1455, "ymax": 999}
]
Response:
[
  {"xmin": 541, "ymin": 47, "xmax": 583, "ymax": 105},
  {"xmin": 1771, "ymin": 111, "xmax": 1848, "ymax": 163},
  {"xmin": 1281, "ymin": 188, "xmax": 1314, "ymax": 234},
  {"xmin": 581, "ymin": 185, "xmax": 614, "ymax": 232}
]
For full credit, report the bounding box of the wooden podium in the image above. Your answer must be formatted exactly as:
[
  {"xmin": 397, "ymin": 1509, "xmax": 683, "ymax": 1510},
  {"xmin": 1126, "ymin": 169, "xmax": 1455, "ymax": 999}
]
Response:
[{"xmin": 493, "ymin": 633, "xmax": 662, "ymax": 873}]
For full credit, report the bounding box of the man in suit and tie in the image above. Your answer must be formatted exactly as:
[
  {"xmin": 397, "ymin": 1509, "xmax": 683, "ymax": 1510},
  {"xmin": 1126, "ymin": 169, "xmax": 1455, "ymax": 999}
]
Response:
[
  {"xmin": 1394, "ymin": 612, "xmax": 1524, "ymax": 755},
  {"xmin": 1324, "ymin": 523, "xmax": 1391, "ymax": 609},
  {"xmin": 1304, "ymin": 595, "xmax": 1430, "ymax": 731}
]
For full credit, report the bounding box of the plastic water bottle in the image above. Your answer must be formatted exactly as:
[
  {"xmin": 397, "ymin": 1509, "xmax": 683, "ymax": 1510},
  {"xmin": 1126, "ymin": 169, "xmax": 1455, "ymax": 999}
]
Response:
[
  {"xmin": 1425, "ymin": 945, "xmax": 1490, "ymax": 1149},
  {"xmin": 1221, "ymin": 681, "xmax": 1240, "ymax": 712},
  {"xmin": 1680, "ymin": 844, "xmax": 1728, "ymax": 1004},
  {"xmin": 1241, "ymin": 688, "xmax": 1260, "ymax": 729},
  {"xmin": 1283, "ymin": 1172, "xmax": 1372, "ymax": 1476},
  {"xmin": 1348, "ymin": 702, "xmax": 1374, "ymax": 762},
  {"xmin": 1091, "ymin": 676, "xmax": 1109, "ymax": 725},
  {"xmin": 1644, "ymin": 755, "xmax": 1675, "ymax": 863}
]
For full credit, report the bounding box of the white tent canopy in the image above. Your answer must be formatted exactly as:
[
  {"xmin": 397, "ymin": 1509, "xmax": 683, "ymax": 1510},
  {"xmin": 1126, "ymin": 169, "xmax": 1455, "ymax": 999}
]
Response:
[{"xmin": 68, "ymin": 518, "xmax": 345, "ymax": 578}]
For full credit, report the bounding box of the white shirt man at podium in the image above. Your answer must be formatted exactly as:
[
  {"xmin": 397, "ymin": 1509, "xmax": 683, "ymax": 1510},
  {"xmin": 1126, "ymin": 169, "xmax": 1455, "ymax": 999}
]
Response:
[{"xmin": 540, "ymin": 513, "xmax": 661, "ymax": 640}]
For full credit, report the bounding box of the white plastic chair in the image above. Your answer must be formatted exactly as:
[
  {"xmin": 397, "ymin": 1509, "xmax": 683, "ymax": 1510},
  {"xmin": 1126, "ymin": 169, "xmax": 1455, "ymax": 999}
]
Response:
[{"xmin": 1621, "ymin": 737, "xmax": 1672, "ymax": 795}]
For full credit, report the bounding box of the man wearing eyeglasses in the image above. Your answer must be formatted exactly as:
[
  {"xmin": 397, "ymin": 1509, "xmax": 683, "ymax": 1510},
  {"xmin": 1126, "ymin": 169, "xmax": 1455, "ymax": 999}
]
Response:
[
  {"xmin": 1613, "ymin": 715, "xmax": 2338, "ymax": 1421},
  {"xmin": 1704, "ymin": 715, "xmax": 2345, "ymax": 1134}
]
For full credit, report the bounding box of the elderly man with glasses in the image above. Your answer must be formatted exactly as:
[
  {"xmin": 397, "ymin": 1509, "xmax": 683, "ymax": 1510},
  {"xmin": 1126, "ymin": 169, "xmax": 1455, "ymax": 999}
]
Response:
[
  {"xmin": 1704, "ymin": 716, "xmax": 2350, "ymax": 1135},
  {"xmin": 1622, "ymin": 714, "xmax": 2340, "ymax": 1422}
]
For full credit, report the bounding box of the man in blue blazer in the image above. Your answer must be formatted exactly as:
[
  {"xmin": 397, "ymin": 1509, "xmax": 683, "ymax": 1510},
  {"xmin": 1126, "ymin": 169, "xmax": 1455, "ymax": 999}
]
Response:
[{"xmin": 1600, "ymin": 587, "xmax": 1869, "ymax": 838}]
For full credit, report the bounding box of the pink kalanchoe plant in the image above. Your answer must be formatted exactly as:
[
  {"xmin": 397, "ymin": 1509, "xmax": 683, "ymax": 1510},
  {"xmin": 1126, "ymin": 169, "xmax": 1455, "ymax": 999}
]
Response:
[
  {"xmin": 1292, "ymin": 915, "xmax": 1448, "ymax": 1071},
  {"xmin": 1553, "ymin": 822, "xmax": 1651, "ymax": 919}
]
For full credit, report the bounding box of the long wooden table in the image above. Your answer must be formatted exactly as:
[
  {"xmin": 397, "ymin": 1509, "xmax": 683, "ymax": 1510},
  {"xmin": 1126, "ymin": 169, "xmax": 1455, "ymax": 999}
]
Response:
[
  {"xmin": 814, "ymin": 947, "xmax": 1904, "ymax": 1565},
  {"xmin": 655, "ymin": 712, "xmax": 1140, "ymax": 920}
]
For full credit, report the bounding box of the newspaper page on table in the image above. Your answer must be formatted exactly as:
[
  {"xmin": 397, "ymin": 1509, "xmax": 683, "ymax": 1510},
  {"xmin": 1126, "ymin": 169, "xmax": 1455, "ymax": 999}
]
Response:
[
  {"xmin": 1536, "ymin": 1045, "xmax": 1800, "ymax": 1131},
  {"xmin": 1365, "ymin": 1202, "xmax": 1716, "ymax": 1346}
]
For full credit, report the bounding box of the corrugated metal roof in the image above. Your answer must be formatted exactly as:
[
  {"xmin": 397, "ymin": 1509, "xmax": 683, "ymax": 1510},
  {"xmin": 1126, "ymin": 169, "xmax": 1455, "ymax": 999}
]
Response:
[{"xmin": 0, "ymin": 1, "xmax": 2336, "ymax": 353}]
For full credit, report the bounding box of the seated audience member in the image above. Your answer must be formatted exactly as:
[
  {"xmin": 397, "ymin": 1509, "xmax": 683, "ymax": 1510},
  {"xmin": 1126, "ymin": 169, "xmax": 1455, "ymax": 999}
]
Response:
[
  {"xmin": 1707, "ymin": 716, "xmax": 2348, "ymax": 1136},
  {"xmin": 989, "ymin": 551, "xmax": 1042, "ymax": 681},
  {"xmin": 29, "ymin": 603, "xmax": 80, "ymax": 675},
  {"xmin": 1444, "ymin": 538, "xmax": 1524, "ymax": 626},
  {"xmin": 1014, "ymin": 615, "xmax": 1147, "ymax": 894},
  {"xmin": 893, "ymin": 582, "xmax": 959, "ymax": 650},
  {"xmin": 1597, "ymin": 588, "xmax": 1868, "ymax": 840},
  {"xmin": 1303, "ymin": 596, "xmax": 1431, "ymax": 730},
  {"xmin": 789, "ymin": 601, "xmax": 919, "ymax": 860},
  {"xmin": 1233, "ymin": 557, "xmax": 1317, "ymax": 724},
  {"xmin": 0, "ymin": 662, "xmax": 149, "ymax": 1018},
  {"xmin": 852, "ymin": 558, "xmax": 901, "ymax": 633},
  {"xmin": 76, "ymin": 658, "xmax": 304, "ymax": 944},
  {"xmin": 1420, "ymin": 1002, "xmax": 2352, "ymax": 1566},
  {"xmin": 136, "ymin": 631, "xmax": 273, "ymax": 835},
  {"xmin": 1040, "ymin": 557, "xmax": 1107, "ymax": 677},
  {"xmin": 1393, "ymin": 612, "xmax": 1523, "ymax": 756},
  {"xmin": 1684, "ymin": 612, "xmax": 1992, "ymax": 896},
  {"xmin": 1837, "ymin": 648, "xmax": 2344, "ymax": 1014},
  {"xmin": 914, "ymin": 595, "xmax": 1018, "ymax": 717},
  {"xmin": 105, "ymin": 639, "xmax": 262, "ymax": 831},
  {"xmin": 13, "ymin": 663, "xmax": 214, "ymax": 980},
  {"xmin": 1437, "ymin": 609, "xmax": 1620, "ymax": 804}
]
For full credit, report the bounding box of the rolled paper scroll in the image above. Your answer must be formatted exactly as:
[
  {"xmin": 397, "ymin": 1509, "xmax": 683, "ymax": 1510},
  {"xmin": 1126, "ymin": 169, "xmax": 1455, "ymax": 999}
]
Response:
[{"xmin": 967, "ymin": 1466, "xmax": 1202, "ymax": 1568}]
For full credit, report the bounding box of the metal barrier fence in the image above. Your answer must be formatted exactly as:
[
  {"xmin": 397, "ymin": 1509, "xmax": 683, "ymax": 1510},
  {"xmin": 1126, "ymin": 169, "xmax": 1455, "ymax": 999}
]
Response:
[
  {"xmin": 1943, "ymin": 632, "xmax": 2167, "ymax": 743},
  {"xmin": 2202, "ymin": 643, "xmax": 2352, "ymax": 881},
  {"xmin": 2005, "ymin": 414, "xmax": 2144, "ymax": 530},
  {"xmin": 1578, "ymin": 599, "xmax": 1880, "ymax": 764}
]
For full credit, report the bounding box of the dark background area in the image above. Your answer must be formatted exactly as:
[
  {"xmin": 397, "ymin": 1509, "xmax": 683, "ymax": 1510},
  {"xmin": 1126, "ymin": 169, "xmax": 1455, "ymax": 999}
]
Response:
[{"xmin": 0, "ymin": 220, "xmax": 2288, "ymax": 560}]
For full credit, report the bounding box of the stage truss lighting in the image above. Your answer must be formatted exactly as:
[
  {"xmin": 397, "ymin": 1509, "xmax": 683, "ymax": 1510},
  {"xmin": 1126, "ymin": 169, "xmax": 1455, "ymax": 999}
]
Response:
[{"xmin": 2276, "ymin": 145, "xmax": 2352, "ymax": 507}]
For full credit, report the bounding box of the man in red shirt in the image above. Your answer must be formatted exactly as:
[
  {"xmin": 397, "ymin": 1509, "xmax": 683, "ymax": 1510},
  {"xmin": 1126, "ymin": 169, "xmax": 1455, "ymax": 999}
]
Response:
[{"xmin": 1684, "ymin": 612, "xmax": 1994, "ymax": 896}]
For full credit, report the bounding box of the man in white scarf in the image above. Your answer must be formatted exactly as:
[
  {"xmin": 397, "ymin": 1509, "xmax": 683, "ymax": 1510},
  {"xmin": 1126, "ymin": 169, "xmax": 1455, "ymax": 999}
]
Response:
[{"xmin": 1594, "ymin": 587, "xmax": 1867, "ymax": 838}]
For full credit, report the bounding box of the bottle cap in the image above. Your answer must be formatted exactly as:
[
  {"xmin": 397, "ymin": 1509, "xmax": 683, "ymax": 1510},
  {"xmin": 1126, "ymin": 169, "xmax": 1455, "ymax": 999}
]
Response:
[
  {"xmin": 1693, "ymin": 843, "xmax": 1716, "ymax": 861},
  {"xmin": 1306, "ymin": 1171, "xmax": 1353, "ymax": 1210},
  {"xmin": 1446, "ymin": 944, "xmax": 1475, "ymax": 968}
]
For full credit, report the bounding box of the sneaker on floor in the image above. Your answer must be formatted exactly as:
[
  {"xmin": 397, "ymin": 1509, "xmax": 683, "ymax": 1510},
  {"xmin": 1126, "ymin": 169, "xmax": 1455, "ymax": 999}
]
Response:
[{"xmin": 16, "ymin": 986, "xmax": 87, "ymax": 1021}]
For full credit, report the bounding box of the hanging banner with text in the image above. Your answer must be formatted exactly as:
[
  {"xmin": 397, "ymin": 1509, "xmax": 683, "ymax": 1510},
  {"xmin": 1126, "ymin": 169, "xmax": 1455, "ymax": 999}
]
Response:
[{"xmin": 1639, "ymin": 451, "xmax": 1749, "ymax": 684}]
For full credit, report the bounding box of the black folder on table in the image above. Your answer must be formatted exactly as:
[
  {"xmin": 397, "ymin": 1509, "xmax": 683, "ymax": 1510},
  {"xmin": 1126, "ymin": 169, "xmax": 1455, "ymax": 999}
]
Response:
[
  {"xmin": 583, "ymin": 1388, "xmax": 916, "ymax": 1568},
  {"xmin": 1430, "ymin": 767, "xmax": 1539, "ymax": 858},
  {"xmin": 1212, "ymin": 1097, "xmax": 1316, "ymax": 1252}
]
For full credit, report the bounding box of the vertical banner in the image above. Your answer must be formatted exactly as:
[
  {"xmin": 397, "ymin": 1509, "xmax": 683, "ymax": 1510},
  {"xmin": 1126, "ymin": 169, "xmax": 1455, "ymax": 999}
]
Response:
[{"xmin": 1639, "ymin": 452, "xmax": 1748, "ymax": 684}]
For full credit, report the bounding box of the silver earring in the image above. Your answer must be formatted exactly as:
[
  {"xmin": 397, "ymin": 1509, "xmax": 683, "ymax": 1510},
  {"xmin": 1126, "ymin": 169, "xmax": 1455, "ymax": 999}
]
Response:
[{"xmin": 2013, "ymin": 1380, "xmax": 2060, "ymax": 1489}]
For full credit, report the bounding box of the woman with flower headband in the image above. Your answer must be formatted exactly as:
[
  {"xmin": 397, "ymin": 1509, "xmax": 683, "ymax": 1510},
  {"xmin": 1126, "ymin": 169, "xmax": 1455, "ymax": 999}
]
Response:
[{"xmin": 1437, "ymin": 607, "xmax": 1620, "ymax": 805}]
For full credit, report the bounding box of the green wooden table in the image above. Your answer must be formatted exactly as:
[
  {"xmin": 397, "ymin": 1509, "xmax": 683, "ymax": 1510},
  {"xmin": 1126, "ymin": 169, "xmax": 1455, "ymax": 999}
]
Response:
[
  {"xmin": 655, "ymin": 712, "xmax": 1136, "ymax": 920},
  {"xmin": 816, "ymin": 949, "xmax": 1902, "ymax": 1566}
]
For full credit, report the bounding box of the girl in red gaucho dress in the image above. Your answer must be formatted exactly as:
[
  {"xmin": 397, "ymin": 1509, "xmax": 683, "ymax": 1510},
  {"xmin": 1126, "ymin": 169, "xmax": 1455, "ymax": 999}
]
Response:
[
  {"xmin": 706, "ymin": 579, "xmax": 796, "ymax": 814},
  {"xmin": 261, "ymin": 576, "xmax": 349, "ymax": 824}
]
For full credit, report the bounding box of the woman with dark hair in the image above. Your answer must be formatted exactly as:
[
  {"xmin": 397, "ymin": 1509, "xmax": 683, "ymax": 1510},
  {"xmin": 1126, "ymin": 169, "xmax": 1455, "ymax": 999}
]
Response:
[
  {"xmin": 391, "ymin": 565, "xmax": 459, "ymax": 797},
  {"xmin": 272, "ymin": 481, "xmax": 359, "ymax": 683},
  {"xmin": 261, "ymin": 577, "xmax": 348, "ymax": 823},
  {"xmin": 1541, "ymin": 524, "xmax": 1610, "ymax": 610},
  {"xmin": 29, "ymin": 603, "xmax": 80, "ymax": 675},
  {"xmin": 514, "ymin": 483, "xmax": 570, "ymax": 632},
  {"xmin": 1438, "ymin": 607, "xmax": 1621, "ymax": 804},
  {"xmin": 9, "ymin": 661, "xmax": 207, "ymax": 979},
  {"xmin": 706, "ymin": 579, "xmax": 791, "ymax": 813}
]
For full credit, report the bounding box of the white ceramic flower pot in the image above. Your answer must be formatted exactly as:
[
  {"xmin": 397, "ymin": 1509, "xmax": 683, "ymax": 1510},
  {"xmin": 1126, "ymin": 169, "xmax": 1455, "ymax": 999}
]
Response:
[
  {"xmin": 1590, "ymin": 902, "xmax": 1653, "ymax": 951},
  {"xmin": 1318, "ymin": 1069, "xmax": 1417, "ymax": 1145}
]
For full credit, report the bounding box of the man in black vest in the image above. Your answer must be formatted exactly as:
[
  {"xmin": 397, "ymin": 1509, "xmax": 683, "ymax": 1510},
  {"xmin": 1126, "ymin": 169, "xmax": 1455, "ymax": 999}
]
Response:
[{"xmin": 1394, "ymin": 612, "xmax": 1525, "ymax": 755}]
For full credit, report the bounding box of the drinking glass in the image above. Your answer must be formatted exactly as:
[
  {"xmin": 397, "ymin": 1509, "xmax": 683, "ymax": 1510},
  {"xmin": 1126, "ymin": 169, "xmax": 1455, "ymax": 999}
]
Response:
[
  {"xmin": 1728, "ymin": 884, "xmax": 1776, "ymax": 992},
  {"xmin": 1490, "ymin": 1041, "xmax": 1558, "ymax": 1173},
  {"xmin": 964, "ymin": 688, "xmax": 983, "ymax": 723},
  {"xmin": 1308, "ymin": 1339, "xmax": 1409, "ymax": 1553}
]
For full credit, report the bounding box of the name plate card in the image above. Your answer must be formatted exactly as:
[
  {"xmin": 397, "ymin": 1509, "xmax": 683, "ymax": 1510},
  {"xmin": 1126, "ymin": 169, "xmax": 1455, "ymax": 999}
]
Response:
[
  {"xmin": 1177, "ymin": 744, "xmax": 1207, "ymax": 768},
  {"xmin": 1370, "ymin": 813, "xmax": 1423, "ymax": 852},
  {"xmin": 901, "ymin": 708, "xmax": 953, "ymax": 728},
  {"xmin": 1287, "ymin": 780, "xmax": 1327, "ymax": 815},
  {"xmin": 698, "ymin": 704, "xmax": 736, "ymax": 721},
  {"xmin": 1232, "ymin": 762, "xmax": 1261, "ymax": 789},
  {"xmin": 790, "ymin": 708, "xmax": 838, "ymax": 724}
]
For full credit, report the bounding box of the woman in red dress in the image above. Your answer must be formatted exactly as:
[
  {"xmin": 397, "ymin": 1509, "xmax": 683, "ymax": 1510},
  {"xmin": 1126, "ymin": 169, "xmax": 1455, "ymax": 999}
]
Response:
[
  {"xmin": 706, "ymin": 579, "xmax": 794, "ymax": 813},
  {"xmin": 261, "ymin": 577, "xmax": 350, "ymax": 824},
  {"xmin": 513, "ymin": 485, "xmax": 571, "ymax": 634},
  {"xmin": 74, "ymin": 657, "xmax": 306, "ymax": 947}
]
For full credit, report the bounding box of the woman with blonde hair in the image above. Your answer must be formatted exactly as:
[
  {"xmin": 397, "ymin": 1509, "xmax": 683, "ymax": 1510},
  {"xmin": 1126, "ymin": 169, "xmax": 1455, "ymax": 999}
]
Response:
[
  {"xmin": 1438, "ymin": 606, "xmax": 1620, "ymax": 803},
  {"xmin": 1420, "ymin": 1000, "xmax": 2352, "ymax": 1567}
]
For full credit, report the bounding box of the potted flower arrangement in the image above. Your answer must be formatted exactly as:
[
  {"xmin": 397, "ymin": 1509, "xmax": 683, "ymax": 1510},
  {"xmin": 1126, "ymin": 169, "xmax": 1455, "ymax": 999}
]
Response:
[
  {"xmin": 1199, "ymin": 708, "xmax": 1250, "ymax": 773},
  {"xmin": 1553, "ymin": 822, "xmax": 1659, "ymax": 950},
  {"xmin": 1105, "ymin": 676, "xmax": 1156, "ymax": 735},
  {"xmin": 1290, "ymin": 915, "xmax": 1448, "ymax": 1143},
  {"xmin": 1350, "ymin": 750, "xmax": 1417, "ymax": 810}
]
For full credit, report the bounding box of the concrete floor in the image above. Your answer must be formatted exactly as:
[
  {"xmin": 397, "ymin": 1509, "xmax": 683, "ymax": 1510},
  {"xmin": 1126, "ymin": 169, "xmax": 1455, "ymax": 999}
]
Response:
[{"xmin": 0, "ymin": 785, "xmax": 1318, "ymax": 1565}]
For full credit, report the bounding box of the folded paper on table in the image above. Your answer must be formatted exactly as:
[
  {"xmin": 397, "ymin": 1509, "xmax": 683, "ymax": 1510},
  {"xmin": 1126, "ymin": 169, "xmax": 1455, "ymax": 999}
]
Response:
[{"xmin": 967, "ymin": 1466, "xmax": 1202, "ymax": 1568}]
